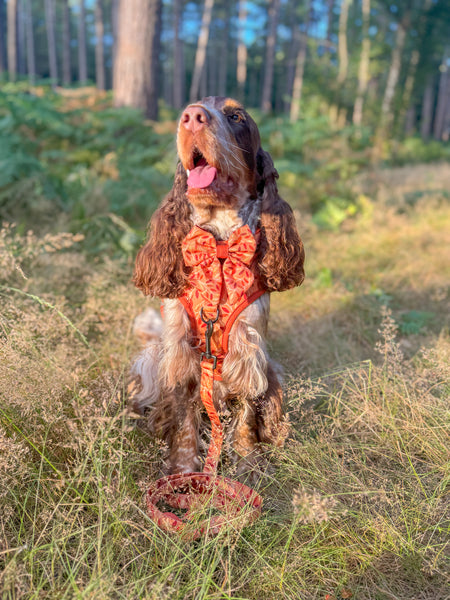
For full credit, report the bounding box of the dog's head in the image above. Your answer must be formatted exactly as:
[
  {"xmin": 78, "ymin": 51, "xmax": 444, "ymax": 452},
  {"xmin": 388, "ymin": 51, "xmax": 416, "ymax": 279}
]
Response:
[
  {"xmin": 134, "ymin": 97, "xmax": 305, "ymax": 298},
  {"xmin": 177, "ymin": 96, "xmax": 262, "ymax": 208}
]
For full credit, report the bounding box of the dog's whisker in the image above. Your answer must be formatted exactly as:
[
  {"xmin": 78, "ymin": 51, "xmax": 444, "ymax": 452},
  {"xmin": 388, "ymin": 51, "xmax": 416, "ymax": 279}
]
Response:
[{"xmin": 226, "ymin": 141, "xmax": 251, "ymax": 154}]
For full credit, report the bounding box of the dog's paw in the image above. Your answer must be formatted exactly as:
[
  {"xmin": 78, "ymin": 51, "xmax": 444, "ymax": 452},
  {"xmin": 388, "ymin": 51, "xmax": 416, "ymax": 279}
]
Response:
[{"xmin": 235, "ymin": 451, "xmax": 273, "ymax": 488}]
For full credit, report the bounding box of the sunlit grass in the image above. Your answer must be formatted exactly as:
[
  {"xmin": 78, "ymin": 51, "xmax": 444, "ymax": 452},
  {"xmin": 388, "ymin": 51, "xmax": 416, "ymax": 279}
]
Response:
[
  {"xmin": 270, "ymin": 181, "xmax": 450, "ymax": 376},
  {"xmin": 2, "ymin": 185, "xmax": 449, "ymax": 598}
]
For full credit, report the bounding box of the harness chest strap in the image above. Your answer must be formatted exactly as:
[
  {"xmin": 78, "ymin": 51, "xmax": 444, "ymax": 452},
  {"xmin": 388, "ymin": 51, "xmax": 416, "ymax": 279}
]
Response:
[{"xmin": 180, "ymin": 224, "xmax": 265, "ymax": 377}]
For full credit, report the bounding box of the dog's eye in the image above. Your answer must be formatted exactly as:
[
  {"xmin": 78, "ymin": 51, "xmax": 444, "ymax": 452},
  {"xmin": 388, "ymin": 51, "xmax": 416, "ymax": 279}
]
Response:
[{"xmin": 230, "ymin": 113, "xmax": 243, "ymax": 123}]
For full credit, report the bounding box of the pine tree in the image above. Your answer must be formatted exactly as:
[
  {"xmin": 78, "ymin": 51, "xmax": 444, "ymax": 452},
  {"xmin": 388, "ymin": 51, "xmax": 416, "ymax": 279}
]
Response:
[
  {"xmin": 7, "ymin": 0, "xmax": 18, "ymax": 81},
  {"xmin": 114, "ymin": 0, "xmax": 162, "ymax": 119},
  {"xmin": 261, "ymin": 0, "xmax": 280, "ymax": 113},
  {"xmin": 62, "ymin": 0, "xmax": 71, "ymax": 85},
  {"xmin": 190, "ymin": 0, "xmax": 215, "ymax": 102},
  {"xmin": 45, "ymin": 0, "xmax": 58, "ymax": 86},
  {"xmin": 95, "ymin": 0, "xmax": 105, "ymax": 90},
  {"xmin": 78, "ymin": 0, "xmax": 87, "ymax": 82}
]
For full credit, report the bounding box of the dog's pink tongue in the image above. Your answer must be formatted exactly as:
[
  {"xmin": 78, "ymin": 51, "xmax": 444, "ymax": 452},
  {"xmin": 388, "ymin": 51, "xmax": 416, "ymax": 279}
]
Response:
[{"xmin": 187, "ymin": 158, "xmax": 217, "ymax": 189}]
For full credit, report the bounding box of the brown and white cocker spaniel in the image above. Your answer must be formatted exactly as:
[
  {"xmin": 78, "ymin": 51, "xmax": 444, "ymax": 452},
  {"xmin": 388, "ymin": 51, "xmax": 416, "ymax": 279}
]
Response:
[{"xmin": 129, "ymin": 96, "xmax": 305, "ymax": 479}]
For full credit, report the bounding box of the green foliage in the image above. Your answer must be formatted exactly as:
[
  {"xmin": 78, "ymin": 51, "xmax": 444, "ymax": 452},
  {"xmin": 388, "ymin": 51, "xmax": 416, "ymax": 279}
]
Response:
[
  {"xmin": 0, "ymin": 86, "xmax": 174, "ymax": 255},
  {"xmin": 255, "ymin": 113, "xmax": 368, "ymax": 223},
  {"xmin": 313, "ymin": 267, "xmax": 333, "ymax": 288},
  {"xmin": 0, "ymin": 136, "xmax": 42, "ymax": 187},
  {"xmin": 389, "ymin": 137, "xmax": 450, "ymax": 166},
  {"xmin": 1, "ymin": 84, "xmax": 449, "ymax": 253},
  {"xmin": 312, "ymin": 197, "xmax": 358, "ymax": 230},
  {"xmin": 399, "ymin": 310, "xmax": 435, "ymax": 335}
]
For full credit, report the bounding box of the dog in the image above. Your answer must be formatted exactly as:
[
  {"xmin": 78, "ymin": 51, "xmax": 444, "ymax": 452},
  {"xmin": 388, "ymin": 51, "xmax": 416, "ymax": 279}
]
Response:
[{"xmin": 129, "ymin": 96, "xmax": 305, "ymax": 480}]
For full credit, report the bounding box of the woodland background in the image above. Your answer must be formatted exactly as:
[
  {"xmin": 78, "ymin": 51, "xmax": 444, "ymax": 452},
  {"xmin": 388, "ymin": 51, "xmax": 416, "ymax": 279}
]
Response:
[
  {"xmin": 1, "ymin": 0, "xmax": 450, "ymax": 138},
  {"xmin": 0, "ymin": 1, "xmax": 449, "ymax": 600}
]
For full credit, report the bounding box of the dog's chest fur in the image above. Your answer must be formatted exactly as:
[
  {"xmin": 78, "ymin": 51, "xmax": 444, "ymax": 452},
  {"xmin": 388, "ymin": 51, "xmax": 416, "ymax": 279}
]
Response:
[{"xmin": 191, "ymin": 194, "xmax": 262, "ymax": 240}]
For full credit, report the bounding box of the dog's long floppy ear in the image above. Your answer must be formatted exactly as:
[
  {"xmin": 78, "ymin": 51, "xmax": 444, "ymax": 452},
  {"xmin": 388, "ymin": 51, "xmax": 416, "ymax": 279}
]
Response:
[
  {"xmin": 133, "ymin": 163, "xmax": 192, "ymax": 298},
  {"xmin": 256, "ymin": 149, "xmax": 305, "ymax": 291}
]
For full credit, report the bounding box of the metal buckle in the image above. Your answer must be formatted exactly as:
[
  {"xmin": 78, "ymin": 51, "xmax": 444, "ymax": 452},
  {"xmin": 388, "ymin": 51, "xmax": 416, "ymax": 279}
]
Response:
[{"xmin": 200, "ymin": 307, "xmax": 219, "ymax": 370}]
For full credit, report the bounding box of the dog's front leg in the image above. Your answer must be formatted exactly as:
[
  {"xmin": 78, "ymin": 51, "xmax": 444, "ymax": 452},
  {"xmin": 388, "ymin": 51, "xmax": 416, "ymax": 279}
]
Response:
[
  {"xmin": 156, "ymin": 299, "xmax": 202, "ymax": 473},
  {"xmin": 229, "ymin": 400, "xmax": 261, "ymax": 479},
  {"xmin": 166, "ymin": 385, "xmax": 201, "ymax": 474},
  {"xmin": 254, "ymin": 361, "xmax": 289, "ymax": 447},
  {"xmin": 159, "ymin": 299, "xmax": 199, "ymax": 389},
  {"xmin": 221, "ymin": 300, "xmax": 270, "ymax": 480},
  {"xmin": 228, "ymin": 362, "xmax": 287, "ymax": 482}
]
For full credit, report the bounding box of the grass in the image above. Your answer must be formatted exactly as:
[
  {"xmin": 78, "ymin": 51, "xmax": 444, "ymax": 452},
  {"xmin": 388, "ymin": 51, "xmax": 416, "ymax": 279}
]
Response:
[{"xmin": 0, "ymin": 87, "xmax": 449, "ymax": 599}]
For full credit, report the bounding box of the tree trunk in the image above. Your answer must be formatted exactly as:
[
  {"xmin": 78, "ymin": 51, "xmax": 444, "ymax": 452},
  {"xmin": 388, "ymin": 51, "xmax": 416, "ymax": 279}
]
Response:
[
  {"xmin": 420, "ymin": 75, "xmax": 434, "ymax": 140},
  {"xmin": 217, "ymin": 0, "xmax": 229, "ymax": 97},
  {"xmin": 17, "ymin": 0, "xmax": 25, "ymax": 74},
  {"xmin": 442, "ymin": 94, "xmax": 450, "ymax": 142},
  {"xmin": 189, "ymin": 0, "xmax": 214, "ymax": 102},
  {"xmin": 261, "ymin": 0, "xmax": 280, "ymax": 113},
  {"xmin": 397, "ymin": 0, "xmax": 431, "ymax": 135},
  {"xmin": 379, "ymin": 13, "xmax": 409, "ymax": 128},
  {"xmin": 236, "ymin": 0, "xmax": 247, "ymax": 102},
  {"xmin": 45, "ymin": 0, "xmax": 58, "ymax": 86},
  {"xmin": 162, "ymin": 56, "xmax": 171, "ymax": 105},
  {"xmin": 173, "ymin": 0, "xmax": 184, "ymax": 109},
  {"xmin": 326, "ymin": 0, "xmax": 335, "ymax": 48},
  {"xmin": 289, "ymin": 33, "xmax": 307, "ymax": 122},
  {"xmin": 290, "ymin": 1, "xmax": 312, "ymax": 122},
  {"xmin": 372, "ymin": 11, "xmax": 410, "ymax": 159},
  {"xmin": 404, "ymin": 106, "xmax": 415, "ymax": 136},
  {"xmin": 337, "ymin": 0, "xmax": 352, "ymax": 85},
  {"xmin": 433, "ymin": 47, "xmax": 450, "ymax": 140},
  {"xmin": 396, "ymin": 48, "xmax": 419, "ymax": 135},
  {"xmin": 150, "ymin": 0, "xmax": 162, "ymax": 118},
  {"xmin": 95, "ymin": 0, "xmax": 105, "ymax": 90},
  {"xmin": 114, "ymin": 0, "xmax": 162, "ymax": 120},
  {"xmin": 352, "ymin": 0, "xmax": 370, "ymax": 125},
  {"xmin": 25, "ymin": 0, "xmax": 35, "ymax": 84},
  {"xmin": 0, "ymin": 0, "xmax": 5, "ymax": 74},
  {"xmin": 200, "ymin": 51, "xmax": 207, "ymax": 98},
  {"xmin": 78, "ymin": 0, "xmax": 87, "ymax": 82},
  {"xmin": 62, "ymin": 0, "xmax": 71, "ymax": 85},
  {"xmin": 111, "ymin": 0, "xmax": 119, "ymax": 70},
  {"xmin": 248, "ymin": 61, "xmax": 258, "ymax": 107},
  {"xmin": 284, "ymin": 9, "xmax": 300, "ymax": 113},
  {"xmin": 208, "ymin": 33, "xmax": 218, "ymax": 95},
  {"xmin": 7, "ymin": 0, "xmax": 18, "ymax": 81}
]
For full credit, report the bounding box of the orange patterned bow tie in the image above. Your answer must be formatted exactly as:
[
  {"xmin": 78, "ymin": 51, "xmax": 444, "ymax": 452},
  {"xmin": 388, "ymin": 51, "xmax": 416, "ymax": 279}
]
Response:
[{"xmin": 182, "ymin": 225, "xmax": 257, "ymax": 314}]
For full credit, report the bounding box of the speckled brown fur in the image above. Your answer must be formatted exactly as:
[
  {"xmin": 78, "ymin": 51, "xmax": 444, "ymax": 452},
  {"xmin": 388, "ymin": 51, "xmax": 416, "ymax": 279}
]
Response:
[
  {"xmin": 133, "ymin": 163, "xmax": 191, "ymax": 298},
  {"xmin": 256, "ymin": 149, "xmax": 305, "ymax": 291}
]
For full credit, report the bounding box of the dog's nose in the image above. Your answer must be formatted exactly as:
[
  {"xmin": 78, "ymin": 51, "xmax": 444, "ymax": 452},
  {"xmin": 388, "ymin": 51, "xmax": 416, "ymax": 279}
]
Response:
[{"xmin": 181, "ymin": 105, "xmax": 210, "ymax": 134}]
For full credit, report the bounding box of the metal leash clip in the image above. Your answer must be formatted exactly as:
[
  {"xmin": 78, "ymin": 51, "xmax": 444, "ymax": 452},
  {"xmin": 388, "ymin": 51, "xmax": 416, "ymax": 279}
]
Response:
[{"xmin": 200, "ymin": 307, "xmax": 220, "ymax": 369}]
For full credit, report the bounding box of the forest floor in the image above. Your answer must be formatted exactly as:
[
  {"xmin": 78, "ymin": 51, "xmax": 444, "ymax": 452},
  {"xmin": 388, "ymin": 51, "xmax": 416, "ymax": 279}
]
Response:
[{"xmin": 1, "ymin": 109, "xmax": 449, "ymax": 599}]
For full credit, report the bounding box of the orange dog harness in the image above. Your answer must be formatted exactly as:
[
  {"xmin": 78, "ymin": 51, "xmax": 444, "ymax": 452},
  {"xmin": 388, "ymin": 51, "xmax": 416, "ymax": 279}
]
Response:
[
  {"xmin": 146, "ymin": 225, "xmax": 265, "ymax": 539},
  {"xmin": 180, "ymin": 225, "xmax": 265, "ymax": 376}
]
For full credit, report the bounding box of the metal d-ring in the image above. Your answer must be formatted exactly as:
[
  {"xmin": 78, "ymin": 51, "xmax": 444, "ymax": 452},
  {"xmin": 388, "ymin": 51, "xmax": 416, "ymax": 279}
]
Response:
[{"xmin": 200, "ymin": 307, "xmax": 219, "ymax": 369}]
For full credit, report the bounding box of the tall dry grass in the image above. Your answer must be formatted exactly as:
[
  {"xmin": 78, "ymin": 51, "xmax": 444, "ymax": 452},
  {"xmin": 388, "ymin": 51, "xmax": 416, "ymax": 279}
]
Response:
[{"xmin": 1, "ymin": 173, "xmax": 449, "ymax": 599}]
